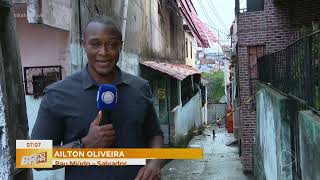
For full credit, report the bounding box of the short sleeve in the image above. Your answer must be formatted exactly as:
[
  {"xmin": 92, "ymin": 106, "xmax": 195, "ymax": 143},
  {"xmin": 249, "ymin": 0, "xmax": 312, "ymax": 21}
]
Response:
[
  {"xmin": 31, "ymin": 89, "xmax": 64, "ymax": 146},
  {"xmin": 141, "ymin": 83, "xmax": 164, "ymax": 141}
]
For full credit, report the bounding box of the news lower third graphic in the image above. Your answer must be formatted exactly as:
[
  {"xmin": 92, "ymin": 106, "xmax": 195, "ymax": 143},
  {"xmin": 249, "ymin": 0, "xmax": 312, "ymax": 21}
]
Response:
[{"xmin": 16, "ymin": 140, "xmax": 203, "ymax": 168}]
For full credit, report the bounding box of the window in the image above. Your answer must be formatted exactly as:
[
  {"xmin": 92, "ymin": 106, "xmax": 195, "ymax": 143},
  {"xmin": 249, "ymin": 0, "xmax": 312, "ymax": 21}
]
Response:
[
  {"xmin": 181, "ymin": 76, "xmax": 194, "ymax": 106},
  {"xmin": 185, "ymin": 39, "xmax": 188, "ymax": 58},
  {"xmin": 24, "ymin": 66, "xmax": 62, "ymax": 98},
  {"xmin": 248, "ymin": 45, "xmax": 265, "ymax": 111},
  {"xmin": 247, "ymin": 0, "xmax": 264, "ymax": 12},
  {"xmin": 32, "ymin": 73, "xmax": 59, "ymax": 98}
]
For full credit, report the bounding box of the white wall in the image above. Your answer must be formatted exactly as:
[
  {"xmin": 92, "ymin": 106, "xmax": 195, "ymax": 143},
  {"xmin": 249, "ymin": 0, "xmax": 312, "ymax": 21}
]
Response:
[
  {"xmin": 257, "ymin": 90, "xmax": 278, "ymax": 180},
  {"xmin": 256, "ymin": 85, "xmax": 293, "ymax": 180},
  {"xmin": 117, "ymin": 52, "xmax": 140, "ymax": 76},
  {"xmin": 172, "ymin": 91, "xmax": 202, "ymax": 137}
]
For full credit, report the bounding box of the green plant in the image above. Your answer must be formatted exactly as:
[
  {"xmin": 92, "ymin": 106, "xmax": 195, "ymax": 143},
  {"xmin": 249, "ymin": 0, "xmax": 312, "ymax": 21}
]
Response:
[{"xmin": 202, "ymin": 71, "xmax": 225, "ymax": 103}]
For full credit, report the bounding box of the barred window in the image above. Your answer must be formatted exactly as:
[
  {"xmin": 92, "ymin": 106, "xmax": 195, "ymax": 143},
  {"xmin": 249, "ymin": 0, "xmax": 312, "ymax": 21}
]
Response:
[{"xmin": 24, "ymin": 66, "xmax": 62, "ymax": 98}]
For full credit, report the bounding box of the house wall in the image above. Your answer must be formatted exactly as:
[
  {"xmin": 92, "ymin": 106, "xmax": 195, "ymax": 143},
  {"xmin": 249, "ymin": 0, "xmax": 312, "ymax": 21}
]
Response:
[
  {"xmin": 15, "ymin": 4, "xmax": 70, "ymax": 76},
  {"xmin": 207, "ymin": 103, "xmax": 227, "ymax": 125},
  {"xmin": 124, "ymin": 0, "xmax": 185, "ymax": 62},
  {"xmin": 299, "ymin": 111, "xmax": 320, "ymax": 180},
  {"xmin": 254, "ymin": 83, "xmax": 292, "ymax": 180},
  {"xmin": 236, "ymin": 0, "xmax": 320, "ymax": 171},
  {"xmin": 255, "ymin": 82, "xmax": 320, "ymax": 180},
  {"xmin": 15, "ymin": 1, "xmax": 69, "ymax": 146},
  {"xmin": 117, "ymin": 52, "xmax": 140, "ymax": 76},
  {"xmin": 75, "ymin": 0, "xmax": 185, "ymax": 71}
]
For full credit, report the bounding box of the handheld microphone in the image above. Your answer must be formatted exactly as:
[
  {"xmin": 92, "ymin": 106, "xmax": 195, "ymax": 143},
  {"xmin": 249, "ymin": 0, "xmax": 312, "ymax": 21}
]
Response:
[{"xmin": 96, "ymin": 84, "xmax": 117, "ymax": 125}]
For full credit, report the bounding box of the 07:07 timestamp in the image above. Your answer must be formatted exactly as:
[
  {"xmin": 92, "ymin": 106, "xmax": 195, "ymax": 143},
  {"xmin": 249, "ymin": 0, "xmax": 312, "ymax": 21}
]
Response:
[{"xmin": 26, "ymin": 142, "xmax": 41, "ymax": 148}]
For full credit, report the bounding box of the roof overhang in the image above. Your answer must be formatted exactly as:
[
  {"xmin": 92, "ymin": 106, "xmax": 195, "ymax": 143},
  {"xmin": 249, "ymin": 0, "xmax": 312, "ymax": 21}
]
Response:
[{"xmin": 140, "ymin": 59, "xmax": 200, "ymax": 81}]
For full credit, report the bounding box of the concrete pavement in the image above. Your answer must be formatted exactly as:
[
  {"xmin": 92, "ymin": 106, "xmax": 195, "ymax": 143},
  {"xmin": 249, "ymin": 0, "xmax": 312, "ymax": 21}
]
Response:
[{"xmin": 161, "ymin": 127, "xmax": 255, "ymax": 180}]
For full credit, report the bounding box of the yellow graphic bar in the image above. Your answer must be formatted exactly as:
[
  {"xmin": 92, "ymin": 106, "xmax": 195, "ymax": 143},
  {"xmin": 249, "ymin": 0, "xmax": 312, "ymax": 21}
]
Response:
[{"xmin": 52, "ymin": 148, "xmax": 203, "ymax": 159}]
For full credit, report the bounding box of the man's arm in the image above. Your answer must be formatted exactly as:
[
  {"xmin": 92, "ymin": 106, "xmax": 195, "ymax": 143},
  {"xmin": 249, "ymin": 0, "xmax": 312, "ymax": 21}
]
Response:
[
  {"xmin": 149, "ymin": 135, "xmax": 163, "ymax": 148},
  {"xmin": 135, "ymin": 135, "xmax": 163, "ymax": 180},
  {"xmin": 135, "ymin": 83, "xmax": 164, "ymax": 180}
]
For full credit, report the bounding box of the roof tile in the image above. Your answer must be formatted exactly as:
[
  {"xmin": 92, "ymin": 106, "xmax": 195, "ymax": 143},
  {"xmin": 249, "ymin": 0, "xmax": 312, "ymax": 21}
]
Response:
[{"xmin": 140, "ymin": 60, "xmax": 200, "ymax": 80}]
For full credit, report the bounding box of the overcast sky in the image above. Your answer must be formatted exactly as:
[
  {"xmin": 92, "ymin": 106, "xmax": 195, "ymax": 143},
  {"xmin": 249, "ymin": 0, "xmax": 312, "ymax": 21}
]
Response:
[{"xmin": 191, "ymin": 0, "xmax": 235, "ymax": 35}]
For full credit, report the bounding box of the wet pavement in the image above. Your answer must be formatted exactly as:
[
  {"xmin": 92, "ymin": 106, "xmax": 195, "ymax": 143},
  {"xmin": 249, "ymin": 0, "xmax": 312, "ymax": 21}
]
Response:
[{"xmin": 161, "ymin": 126, "xmax": 255, "ymax": 180}]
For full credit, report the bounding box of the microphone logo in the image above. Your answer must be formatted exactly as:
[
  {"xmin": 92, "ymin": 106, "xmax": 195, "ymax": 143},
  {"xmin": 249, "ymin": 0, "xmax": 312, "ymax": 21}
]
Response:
[
  {"xmin": 97, "ymin": 84, "xmax": 117, "ymax": 110},
  {"xmin": 102, "ymin": 91, "xmax": 115, "ymax": 104}
]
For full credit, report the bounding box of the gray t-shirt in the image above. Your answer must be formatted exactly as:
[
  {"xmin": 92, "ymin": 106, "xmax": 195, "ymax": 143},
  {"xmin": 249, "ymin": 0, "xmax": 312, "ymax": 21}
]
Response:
[{"xmin": 31, "ymin": 66, "xmax": 163, "ymax": 180}]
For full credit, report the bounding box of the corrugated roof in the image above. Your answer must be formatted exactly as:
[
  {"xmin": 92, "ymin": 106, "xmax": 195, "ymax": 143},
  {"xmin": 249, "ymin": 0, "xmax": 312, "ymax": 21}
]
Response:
[
  {"xmin": 140, "ymin": 60, "xmax": 200, "ymax": 80},
  {"xmin": 177, "ymin": 0, "xmax": 219, "ymax": 48}
]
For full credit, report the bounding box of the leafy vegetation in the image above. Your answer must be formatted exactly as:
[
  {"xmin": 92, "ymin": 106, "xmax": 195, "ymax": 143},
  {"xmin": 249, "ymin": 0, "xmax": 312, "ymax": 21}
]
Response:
[{"xmin": 202, "ymin": 71, "xmax": 225, "ymax": 103}]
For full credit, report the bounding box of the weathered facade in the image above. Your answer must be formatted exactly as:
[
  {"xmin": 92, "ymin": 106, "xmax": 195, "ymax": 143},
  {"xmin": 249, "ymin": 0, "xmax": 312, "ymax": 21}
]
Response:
[
  {"xmin": 232, "ymin": 0, "xmax": 320, "ymax": 172},
  {"xmin": 0, "ymin": 0, "xmax": 32, "ymax": 179},
  {"xmin": 67, "ymin": 0, "xmax": 186, "ymax": 74}
]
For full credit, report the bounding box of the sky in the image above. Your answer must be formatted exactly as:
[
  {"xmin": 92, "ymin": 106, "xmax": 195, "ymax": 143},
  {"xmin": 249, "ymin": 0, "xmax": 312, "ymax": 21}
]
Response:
[
  {"xmin": 192, "ymin": 0, "xmax": 235, "ymax": 34},
  {"xmin": 191, "ymin": 0, "xmax": 235, "ymax": 52}
]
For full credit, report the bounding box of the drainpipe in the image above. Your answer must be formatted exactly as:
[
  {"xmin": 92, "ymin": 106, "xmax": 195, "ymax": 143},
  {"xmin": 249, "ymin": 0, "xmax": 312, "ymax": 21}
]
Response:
[
  {"xmin": 78, "ymin": 0, "xmax": 83, "ymax": 69},
  {"xmin": 118, "ymin": 0, "xmax": 128, "ymax": 68},
  {"xmin": 177, "ymin": 80, "xmax": 182, "ymax": 106},
  {"xmin": 120, "ymin": 0, "xmax": 128, "ymax": 42}
]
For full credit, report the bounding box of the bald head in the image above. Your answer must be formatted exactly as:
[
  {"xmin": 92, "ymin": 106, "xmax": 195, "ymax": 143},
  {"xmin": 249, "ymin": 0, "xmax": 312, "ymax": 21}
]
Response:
[{"xmin": 84, "ymin": 16, "xmax": 122, "ymax": 41}]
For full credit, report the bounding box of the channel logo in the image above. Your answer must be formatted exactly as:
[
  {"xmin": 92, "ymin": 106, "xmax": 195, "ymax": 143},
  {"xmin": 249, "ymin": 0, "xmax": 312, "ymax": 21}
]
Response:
[{"xmin": 20, "ymin": 152, "xmax": 47, "ymax": 165}]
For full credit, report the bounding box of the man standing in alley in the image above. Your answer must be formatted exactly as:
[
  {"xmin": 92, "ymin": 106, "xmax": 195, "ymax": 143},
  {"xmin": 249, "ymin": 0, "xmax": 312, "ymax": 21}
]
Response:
[{"xmin": 32, "ymin": 16, "xmax": 163, "ymax": 180}]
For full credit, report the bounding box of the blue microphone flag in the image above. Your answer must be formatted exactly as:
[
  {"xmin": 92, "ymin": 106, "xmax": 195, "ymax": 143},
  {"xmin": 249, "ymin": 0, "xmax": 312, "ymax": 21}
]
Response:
[{"xmin": 96, "ymin": 84, "xmax": 117, "ymax": 110}]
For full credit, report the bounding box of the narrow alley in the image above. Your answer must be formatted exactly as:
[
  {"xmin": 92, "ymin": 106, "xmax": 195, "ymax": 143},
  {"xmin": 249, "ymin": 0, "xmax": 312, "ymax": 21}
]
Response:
[{"xmin": 161, "ymin": 127, "xmax": 255, "ymax": 180}]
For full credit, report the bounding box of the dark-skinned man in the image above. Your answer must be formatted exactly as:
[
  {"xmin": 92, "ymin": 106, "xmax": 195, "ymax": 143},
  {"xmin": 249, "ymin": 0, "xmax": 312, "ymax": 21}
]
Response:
[{"xmin": 32, "ymin": 16, "xmax": 164, "ymax": 180}]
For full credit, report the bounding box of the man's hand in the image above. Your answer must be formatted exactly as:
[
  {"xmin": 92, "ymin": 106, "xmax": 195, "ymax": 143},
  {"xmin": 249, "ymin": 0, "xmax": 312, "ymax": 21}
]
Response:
[
  {"xmin": 135, "ymin": 160, "xmax": 161, "ymax": 180},
  {"xmin": 81, "ymin": 111, "xmax": 115, "ymax": 148}
]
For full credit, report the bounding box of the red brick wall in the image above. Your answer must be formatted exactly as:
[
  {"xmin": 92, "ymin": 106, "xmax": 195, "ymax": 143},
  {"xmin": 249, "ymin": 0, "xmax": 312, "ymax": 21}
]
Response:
[{"xmin": 236, "ymin": 0, "xmax": 320, "ymax": 171}]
